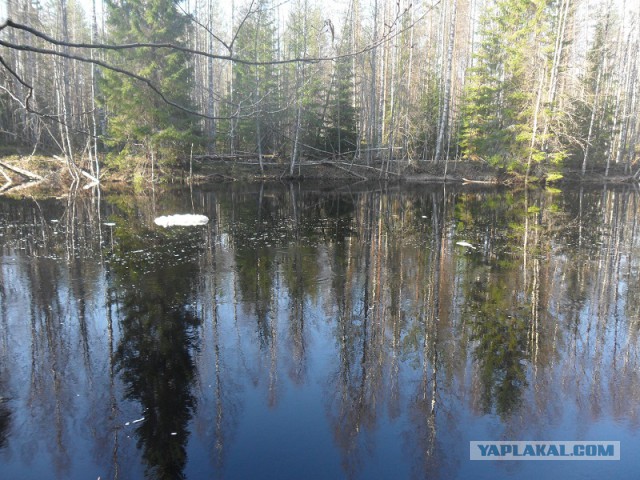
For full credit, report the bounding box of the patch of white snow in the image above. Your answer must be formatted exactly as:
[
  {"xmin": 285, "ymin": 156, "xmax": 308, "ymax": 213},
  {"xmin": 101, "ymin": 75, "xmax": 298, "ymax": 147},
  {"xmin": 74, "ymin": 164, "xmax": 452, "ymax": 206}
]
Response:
[{"xmin": 154, "ymin": 214, "xmax": 209, "ymax": 227}]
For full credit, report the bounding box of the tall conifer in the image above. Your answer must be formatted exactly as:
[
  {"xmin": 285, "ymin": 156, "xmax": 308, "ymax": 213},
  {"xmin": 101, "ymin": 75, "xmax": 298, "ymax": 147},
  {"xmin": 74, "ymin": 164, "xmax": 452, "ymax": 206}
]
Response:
[{"xmin": 100, "ymin": 0, "xmax": 197, "ymax": 167}]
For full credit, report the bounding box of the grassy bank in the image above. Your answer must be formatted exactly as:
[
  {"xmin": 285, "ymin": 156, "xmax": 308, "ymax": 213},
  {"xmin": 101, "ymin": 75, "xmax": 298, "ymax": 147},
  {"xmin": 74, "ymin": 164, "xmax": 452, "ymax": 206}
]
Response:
[{"xmin": 0, "ymin": 153, "xmax": 637, "ymax": 198}]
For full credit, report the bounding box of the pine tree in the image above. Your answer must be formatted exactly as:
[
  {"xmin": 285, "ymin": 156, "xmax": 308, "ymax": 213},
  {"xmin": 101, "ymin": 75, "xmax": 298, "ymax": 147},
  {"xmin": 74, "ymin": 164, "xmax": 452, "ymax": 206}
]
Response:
[{"xmin": 100, "ymin": 0, "xmax": 197, "ymax": 169}]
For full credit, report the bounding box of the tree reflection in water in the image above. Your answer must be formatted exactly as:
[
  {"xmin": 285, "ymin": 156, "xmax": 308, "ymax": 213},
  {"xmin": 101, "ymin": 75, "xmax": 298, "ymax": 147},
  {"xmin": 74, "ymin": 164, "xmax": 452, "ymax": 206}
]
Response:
[
  {"xmin": 0, "ymin": 384, "xmax": 10, "ymax": 450},
  {"xmin": 111, "ymin": 222, "xmax": 202, "ymax": 479},
  {"xmin": 2, "ymin": 184, "xmax": 640, "ymax": 479}
]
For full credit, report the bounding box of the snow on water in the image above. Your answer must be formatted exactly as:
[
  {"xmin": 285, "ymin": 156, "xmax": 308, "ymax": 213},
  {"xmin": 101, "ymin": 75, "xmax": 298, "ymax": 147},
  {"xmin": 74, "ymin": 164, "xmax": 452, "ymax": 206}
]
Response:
[{"xmin": 154, "ymin": 214, "xmax": 209, "ymax": 227}]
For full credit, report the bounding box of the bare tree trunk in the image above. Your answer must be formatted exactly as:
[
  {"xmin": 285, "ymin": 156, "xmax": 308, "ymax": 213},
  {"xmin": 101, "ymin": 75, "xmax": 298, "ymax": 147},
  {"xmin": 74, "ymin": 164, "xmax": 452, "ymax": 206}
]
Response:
[
  {"xmin": 290, "ymin": 105, "xmax": 302, "ymax": 176},
  {"xmin": 229, "ymin": 0, "xmax": 237, "ymax": 156},
  {"xmin": 383, "ymin": 2, "xmax": 400, "ymax": 177},
  {"xmin": 617, "ymin": 24, "xmax": 638, "ymax": 172},
  {"xmin": 404, "ymin": 1, "xmax": 415, "ymax": 164},
  {"xmin": 90, "ymin": 0, "xmax": 100, "ymax": 181},
  {"xmin": 583, "ymin": 9, "xmax": 612, "ymax": 176},
  {"xmin": 435, "ymin": 0, "xmax": 457, "ymax": 165},
  {"xmin": 527, "ymin": 60, "xmax": 546, "ymax": 182},
  {"xmin": 290, "ymin": 0, "xmax": 308, "ymax": 176},
  {"xmin": 367, "ymin": 0, "xmax": 379, "ymax": 165},
  {"xmin": 583, "ymin": 59, "xmax": 604, "ymax": 176},
  {"xmin": 629, "ymin": 8, "xmax": 640, "ymax": 172},
  {"xmin": 541, "ymin": 0, "xmax": 571, "ymax": 152},
  {"xmin": 206, "ymin": 0, "xmax": 216, "ymax": 154},
  {"xmin": 606, "ymin": 11, "xmax": 629, "ymax": 177},
  {"xmin": 351, "ymin": 0, "xmax": 363, "ymax": 162},
  {"xmin": 58, "ymin": 0, "xmax": 76, "ymax": 178},
  {"xmin": 254, "ymin": 16, "xmax": 264, "ymax": 174}
]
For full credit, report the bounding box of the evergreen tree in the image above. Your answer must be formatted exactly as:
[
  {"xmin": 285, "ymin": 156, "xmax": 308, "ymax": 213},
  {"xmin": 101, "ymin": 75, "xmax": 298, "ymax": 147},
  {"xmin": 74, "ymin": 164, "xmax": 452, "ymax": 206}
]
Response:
[
  {"xmin": 460, "ymin": 0, "xmax": 549, "ymax": 169},
  {"xmin": 571, "ymin": 9, "xmax": 616, "ymax": 171},
  {"xmin": 325, "ymin": 56, "xmax": 358, "ymax": 155},
  {"xmin": 285, "ymin": 0, "xmax": 331, "ymax": 157},
  {"xmin": 231, "ymin": 0, "xmax": 279, "ymax": 158},
  {"xmin": 323, "ymin": 14, "xmax": 358, "ymax": 156},
  {"xmin": 416, "ymin": 74, "xmax": 442, "ymax": 161},
  {"xmin": 100, "ymin": 0, "xmax": 197, "ymax": 168}
]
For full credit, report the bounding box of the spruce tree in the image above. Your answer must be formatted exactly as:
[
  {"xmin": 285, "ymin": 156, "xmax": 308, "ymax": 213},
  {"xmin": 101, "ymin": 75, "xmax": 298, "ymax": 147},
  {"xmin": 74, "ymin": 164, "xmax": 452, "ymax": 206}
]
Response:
[
  {"xmin": 100, "ymin": 0, "xmax": 197, "ymax": 169},
  {"xmin": 460, "ymin": 0, "xmax": 548, "ymax": 169},
  {"xmin": 326, "ymin": 56, "xmax": 358, "ymax": 156},
  {"xmin": 285, "ymin": 0, "xmax": 330, "ymax": 157},
  {"xmin": 232, "ymin": 0, "xmax": 279, "ymax": 158},
  {"xmin": 324, "ymin": 13, "xmax": 358, "ymax": 156},
  {"xmin": 573, "ymin": 9, "xmax": 616, "ymax": 172}
]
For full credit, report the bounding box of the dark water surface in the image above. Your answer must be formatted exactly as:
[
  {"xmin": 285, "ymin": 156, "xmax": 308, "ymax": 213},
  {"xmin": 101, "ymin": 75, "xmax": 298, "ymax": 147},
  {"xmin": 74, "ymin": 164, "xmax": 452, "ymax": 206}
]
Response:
[{"xmin": 1, "ymin": 183, "xmax": 639, "ymax": 479}]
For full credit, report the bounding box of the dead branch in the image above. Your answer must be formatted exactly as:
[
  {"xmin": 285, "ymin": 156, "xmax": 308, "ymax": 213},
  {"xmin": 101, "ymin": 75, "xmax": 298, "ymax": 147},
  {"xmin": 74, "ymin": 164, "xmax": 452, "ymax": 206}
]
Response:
[
  {"xmin": 343, "ymin": 161, "xmax": 402, "ymax": 176},
  {"xmin": 462, "ymin": 177, "xmax": 500, "ymax": 185},
  {"xmin": 321, "ymin": 161, "xmax": 369, "ymax": 180},
  {"xmin": 0, "ymin": 0, "xmax": 437, "ymax": 130},
  {"xmin": 0, "ymin": 160, "xmax": 43, "ymax": 181},
  {"xmin": 0, "ymin": 179, "xmax": 44, "ymax": 194},
  {"xmin": 0, "ymin": 39, "xmax": 226, "ymax": 121},
  {"xmin": 0, "ymin": 6, "xmax": 424, "ymax": 66},
  {"xmin": 0, "ymin": 167, "xmax": 12, "ymax": 192},
  {"xmin": 78, "ymin": 168, "xmax": 99, "ymax": 189},
  {"xmin": 205, "ymin": 173, "xmax": 238, "ymax": 181}
]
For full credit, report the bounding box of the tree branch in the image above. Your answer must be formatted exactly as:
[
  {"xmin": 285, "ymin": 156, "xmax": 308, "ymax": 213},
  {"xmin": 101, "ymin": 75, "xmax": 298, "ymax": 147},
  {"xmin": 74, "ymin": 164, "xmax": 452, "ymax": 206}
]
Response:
[
  {"xmin": 0, "ymin": 54, "xmax": 99, "ymax": 136},
  {"xmin": 0, "ymin": 1, "xmax": 438, "ymax": 127},
  {"xmin": 0, "ymin": 38, "xmax": 230, "ymax": 120},
  {"xmin": 0, "ymin": 3, "xmax": 433, "ymax": 67}
]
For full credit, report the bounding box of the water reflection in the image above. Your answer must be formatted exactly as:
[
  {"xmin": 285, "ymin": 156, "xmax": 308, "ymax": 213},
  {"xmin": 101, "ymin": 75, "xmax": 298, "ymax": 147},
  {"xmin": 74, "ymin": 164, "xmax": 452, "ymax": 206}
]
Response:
[
  {"xmin": 0, "ymin": 184, "xmax": 639, "ymax": 479},
  {"xmin": 0, "ymin": 375, "xmax": 10, "ymax": 450},
  {"xmin": 110, "ymin": 220, "xmax": 203, "ymax": 479}
]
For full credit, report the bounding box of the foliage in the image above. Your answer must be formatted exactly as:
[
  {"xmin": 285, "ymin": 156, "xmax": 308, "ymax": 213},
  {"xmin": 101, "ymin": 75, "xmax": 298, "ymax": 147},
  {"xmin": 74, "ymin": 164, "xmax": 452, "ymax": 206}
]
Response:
[
  {"xmin": 545, "ymin": 171, "xmax": 563, "ymax": 183},
  {"xmin": 566, "ymin": 8, "xmax": 618, "ymax": 169},
  {"xmin": 1, "ymin": 0, "xmax": 638, "ymax": 178},
  {"xmin": 100, "ymin": 0, "xmax": 198, "ymax": 168},
  {"xmin": 231, "ymin": 0, "xmax": 279, "ymax": 155},
  {"xmin": 323, "ymin": 56, "xmax": 358, "ymax": 155},
  {"xmin": 461, "ymin": 0, "xmax": 549, "ymax": 167}
]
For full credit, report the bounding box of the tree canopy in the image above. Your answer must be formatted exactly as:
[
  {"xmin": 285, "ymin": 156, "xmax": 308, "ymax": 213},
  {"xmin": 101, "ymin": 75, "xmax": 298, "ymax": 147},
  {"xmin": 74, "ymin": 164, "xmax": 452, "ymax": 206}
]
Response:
[{"xmin": 0, "ymin": 0, "xmax": 638, "ymax": 180}]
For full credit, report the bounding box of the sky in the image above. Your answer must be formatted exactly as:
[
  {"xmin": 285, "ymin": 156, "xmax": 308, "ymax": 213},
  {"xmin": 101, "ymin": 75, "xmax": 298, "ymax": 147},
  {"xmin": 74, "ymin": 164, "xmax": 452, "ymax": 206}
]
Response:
[{"xmin": 1, "ymin": 0, "xmax": 8, "ymax": 23}]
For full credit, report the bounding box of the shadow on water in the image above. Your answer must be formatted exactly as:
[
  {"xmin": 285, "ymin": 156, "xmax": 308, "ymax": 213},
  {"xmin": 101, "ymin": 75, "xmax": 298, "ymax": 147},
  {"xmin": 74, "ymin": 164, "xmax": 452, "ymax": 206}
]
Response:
[{"xmin": 1, "ymin": 183, "xmax": 640, "ymax": 479}]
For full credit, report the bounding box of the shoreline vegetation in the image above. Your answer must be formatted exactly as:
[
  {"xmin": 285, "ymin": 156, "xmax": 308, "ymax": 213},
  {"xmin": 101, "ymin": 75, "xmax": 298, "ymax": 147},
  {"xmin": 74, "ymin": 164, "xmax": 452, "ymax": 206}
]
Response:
[
  {"xmin": 2, "ymin": 0, "xmax": 639, "ymax": 198},
  {"xmin": 1, "ymin": 153, "xmax": 638, "ymax": 198}
]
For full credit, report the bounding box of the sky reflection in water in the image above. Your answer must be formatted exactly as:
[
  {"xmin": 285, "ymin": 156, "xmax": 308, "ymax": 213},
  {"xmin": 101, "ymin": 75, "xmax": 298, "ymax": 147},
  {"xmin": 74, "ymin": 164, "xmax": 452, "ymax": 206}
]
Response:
[{"xmin": 0, "ymin": 183, "xmax": 639, "ymax": 479}]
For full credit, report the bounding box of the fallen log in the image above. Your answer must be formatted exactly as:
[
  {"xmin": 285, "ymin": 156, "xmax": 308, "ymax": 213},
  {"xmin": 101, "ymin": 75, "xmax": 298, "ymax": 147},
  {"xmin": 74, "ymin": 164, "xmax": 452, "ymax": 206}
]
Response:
[
  {"xmin": 0, "ymin": 167, "xmax": 12, "ymax": 192},
  {"xmin": 321, "ymin": 161, "xmax": 368, "ymax": 180},
  {"xmin": 462, "ymin": 177, "xmax": 500, "ymax": 185},
  {"xmin": 346, "ymin": 161, "xmax": 402, "ymax": 176},
  {"xmin": 79, "ymin": 169, "xmax": 100, "ymax": 189},
  {"xmin": 0, "ymin": 160, "xmax": 43, "ymax": 181},
  {"xmin": 1, "ymin": 179, "xmax": 44, "ymax": 193}
]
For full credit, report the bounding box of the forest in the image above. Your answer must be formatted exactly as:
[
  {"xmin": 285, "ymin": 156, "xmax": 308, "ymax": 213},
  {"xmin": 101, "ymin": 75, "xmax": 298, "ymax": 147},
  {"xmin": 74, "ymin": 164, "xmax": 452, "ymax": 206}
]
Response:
[{"xmin": 0, "ymin": 0, "xmax": 639, "ymax": 182}]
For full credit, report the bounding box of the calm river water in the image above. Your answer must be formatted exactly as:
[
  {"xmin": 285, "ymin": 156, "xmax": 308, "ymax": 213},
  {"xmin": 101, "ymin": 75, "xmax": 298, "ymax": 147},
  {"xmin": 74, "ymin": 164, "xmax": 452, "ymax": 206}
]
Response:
[{"xmin": 1, "ymin": 182, "xmax": 639, "ymax": 479}]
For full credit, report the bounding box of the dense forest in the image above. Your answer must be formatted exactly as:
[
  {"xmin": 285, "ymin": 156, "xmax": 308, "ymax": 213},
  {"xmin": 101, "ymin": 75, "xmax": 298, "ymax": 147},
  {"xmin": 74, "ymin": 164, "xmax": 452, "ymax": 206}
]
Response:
[{"xmin": 0, "ymin": 0, "xmax": 639, "ymax": 180}]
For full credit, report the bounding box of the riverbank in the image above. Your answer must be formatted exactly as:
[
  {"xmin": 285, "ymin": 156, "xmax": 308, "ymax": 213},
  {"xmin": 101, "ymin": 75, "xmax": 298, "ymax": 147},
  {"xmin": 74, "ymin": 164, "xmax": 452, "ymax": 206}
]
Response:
[{"xmin": 0, "ymin": 154, "xmax": 638, "ymax": 198}]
